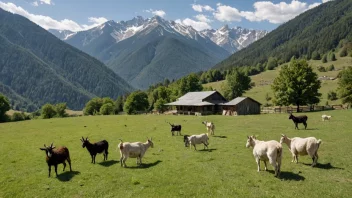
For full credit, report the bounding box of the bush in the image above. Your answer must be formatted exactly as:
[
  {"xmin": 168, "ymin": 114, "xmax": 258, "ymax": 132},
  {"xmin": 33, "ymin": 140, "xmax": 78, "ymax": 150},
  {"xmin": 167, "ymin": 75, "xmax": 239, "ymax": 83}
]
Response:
[
  {"xmin": 322, "ymin": 54, "xmax": 327, "ymax": 63},
  {"xmin": 55, "ymin": 103, "xmax": 68, "ymax": 117},
  {"xmin": 340, "ymin": 47, "xmax": 348, "ymax": 57},
  {"xmin": 317, "ymin": 66, "xmax": 326, "ymax": 72},
  {"xmin": 327, "ymin": 64, "xmax": 335, "ymax": 71},
  {"xmin": 100, "ymin": 103, "xmax": 114, "ymax": 115},
  {"xmin": 327, "ymin": 90, "xmax": 338, "ymax": 101},
  {"xmin": 41, "ymin": 104, "xmax": 56, "ymax": 119},
  {"xmin": 11, "ymin": 112, "xmax": 25, "ymax": 122},
  {"xmin": 30, "ymin": 110, "xmax": 41, "ymax": 119},
  {"xmin": 0, "ymin": 94, "xmax": 11, "ymax": 122}
]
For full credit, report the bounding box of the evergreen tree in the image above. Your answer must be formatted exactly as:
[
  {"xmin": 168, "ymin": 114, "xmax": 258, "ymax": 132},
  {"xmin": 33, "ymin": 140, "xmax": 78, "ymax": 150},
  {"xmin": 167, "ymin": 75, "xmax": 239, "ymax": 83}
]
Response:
[
  {"xmin": 322, "ymin": 54, "xmax": 328, "ymax": 63},
  {"xmin": 271, "ymin": 59, "xmax": 321, "ymax": 112},
  {"xmin": 337, "ymin": 67, "xmax": 352, "ymax": 105}
]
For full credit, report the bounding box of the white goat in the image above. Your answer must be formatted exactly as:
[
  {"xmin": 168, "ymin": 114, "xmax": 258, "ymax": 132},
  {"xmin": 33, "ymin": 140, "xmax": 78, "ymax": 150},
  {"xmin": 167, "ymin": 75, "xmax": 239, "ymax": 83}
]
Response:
[
  {"xmin": 118, "ymin": 138, "xmax": 154, "ymax": 167},
  {"xmin": 202, "ymin": 121, "xmax": 215, "ymax": 136},
  {"xmin": 186, "ymin": 133, "xmax": 209, "ymax": 150},
  {"xmin": 246, "ymin": 136, "xmax": 282, "ymax": 177},
  {"xmin": 322, "ymin": 114, "xmax": 332, "ymax": 121},
  {"xmin": 280, "ymin": 134, "xmax": 321, "ymax": 167}
]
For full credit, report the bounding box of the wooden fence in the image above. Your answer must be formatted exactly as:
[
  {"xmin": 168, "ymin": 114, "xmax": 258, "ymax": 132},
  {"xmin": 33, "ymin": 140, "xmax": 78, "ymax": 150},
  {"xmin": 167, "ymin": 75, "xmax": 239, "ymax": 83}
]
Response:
[{"xmin": 260, "ymin": 105, "xmax": 345, "ymax": 114}]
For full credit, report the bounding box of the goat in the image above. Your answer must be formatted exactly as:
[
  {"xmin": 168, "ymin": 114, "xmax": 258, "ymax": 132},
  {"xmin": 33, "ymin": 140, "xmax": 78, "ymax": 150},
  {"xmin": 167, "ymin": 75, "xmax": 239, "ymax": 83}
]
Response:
[
  {"xmin": 118, "ymin": 138, "xmax": 154, "ymax": 167},
  {"xmin": 202, "ymin": 121, "xmax": 215, "ymax": 135},
  {"xmin": 167, "ymin": 122, "xmax": 182, "ymax": 136},
  {"xmin": 322, "ymin": 115, "xmax": 332, "ymax": 121},
  {"xmin": 280, "ymin": 134, "xmax": 322, "ymax": 167},
  {"xmin": 246, "ymin": 136, "xmax": 282, "ymax": 177},
  {"xmin": 80, "ymin": 137, "xmax": 109, "ymax": 164},
  {"xmin": 39, "ymin": 143, "xmax": 72, "ymax": 177},
  {"xmin": 183, "ymin": 135, "xmax": 190, "ymax": 147},
  {"xmin": 186, "ymin": 133, "xmax": 209, "ymax": 150},
  {"xmin": 289, "ymin": 113, "xmax": 308, "ymax": 130}
]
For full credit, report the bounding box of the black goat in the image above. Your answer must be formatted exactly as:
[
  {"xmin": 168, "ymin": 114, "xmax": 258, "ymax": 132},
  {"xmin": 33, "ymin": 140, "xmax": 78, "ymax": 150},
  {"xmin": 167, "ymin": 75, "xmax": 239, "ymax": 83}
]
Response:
[
  {"xmin": 184, "ymin": 135, "xmax": 190, "ymax": 147},
  {"xmin": 168, "ymin": 122, "xmax": 182, "ymax": 136},
  {"xmin": 40, "ymin": 143, "xmax": 72, "ymax": 177},
  {"xmin": 289, "ymin": 113, "xmax": 308, "ymax": 130},
  {"xmin": 80, "ymin": 137, "xmax": 109, "ymax": 164}
]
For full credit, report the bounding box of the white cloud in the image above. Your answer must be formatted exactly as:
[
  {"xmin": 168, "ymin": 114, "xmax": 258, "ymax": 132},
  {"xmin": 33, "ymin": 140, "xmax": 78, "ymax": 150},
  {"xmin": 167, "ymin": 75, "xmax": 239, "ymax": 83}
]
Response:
[
  {"xmin": 322, "ymin": 0, "xmax": 333, "ymax": 3},
  {"xmin": 195, "ymin": 14, "xmax": 212, "ymax": 23},
  {"xmin": 0, "ymin": 2, "xmax": 106, "ymax": 31},
  {"xmin": 192, "ymin": 4, "xmax": 214, "ymax": 12},
  {"xmin": 145, "ymin": 9, "xmax": 166, "ymax": 18},
  {"xmin": 32, "ymin": 0, "xmax": 53, "ymax": 6},
  {"xmin": 213, "ymin": 4, "xmax": 242, "ymax": 22},
  {"xmin": 176, "ymin": 18, "xmax": 211, "ymax": 31},
  {"xmin": 240, "ymin": 1, "xmax": 323, "ymax": 24}
]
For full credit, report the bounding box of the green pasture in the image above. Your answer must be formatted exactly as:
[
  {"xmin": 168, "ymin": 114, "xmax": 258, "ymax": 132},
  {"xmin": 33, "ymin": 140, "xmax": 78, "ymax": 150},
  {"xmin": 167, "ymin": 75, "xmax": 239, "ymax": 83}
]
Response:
[{"xmin": 0, "ymin": 110, "xmax": 351, "ymax": 197}]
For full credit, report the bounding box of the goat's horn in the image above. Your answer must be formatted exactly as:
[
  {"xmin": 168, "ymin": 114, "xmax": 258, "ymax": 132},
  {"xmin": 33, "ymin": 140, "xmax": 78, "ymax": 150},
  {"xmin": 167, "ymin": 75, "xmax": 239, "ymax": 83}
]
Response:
[
  {"xmin": 50, "ymin": 142, "xmax": 53, "ymax": 147},
  {"xmin": 44, "ymin": 144, "xmax": 47, "ymax": 148}
]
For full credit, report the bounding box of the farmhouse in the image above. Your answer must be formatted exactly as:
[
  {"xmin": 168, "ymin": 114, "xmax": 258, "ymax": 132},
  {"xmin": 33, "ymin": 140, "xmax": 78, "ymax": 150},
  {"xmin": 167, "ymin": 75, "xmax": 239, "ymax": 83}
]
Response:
[
  {"xmin": 164, "ymin": 91, "xmax": 227, "ymax": 115},
  {"xmin": 165, "ymin": 91, "xmax": 261, "ymax": 116},
  {"xmin": 222, "ymin": 97, "xmax": 261, "ymax": 116}
]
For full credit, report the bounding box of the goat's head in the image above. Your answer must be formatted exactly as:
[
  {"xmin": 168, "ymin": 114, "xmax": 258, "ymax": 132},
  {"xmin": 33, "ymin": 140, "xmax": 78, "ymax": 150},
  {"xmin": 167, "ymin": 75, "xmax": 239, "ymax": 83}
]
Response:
[
  {"xmin": 39, "ymin": 143, "xmax": 56, "ymax": 158},
  {"xmin": 147, "ymin": 137, "xmax": 154, "ymax": 148},
  {"xmin": 280, "ymin": 134, "xmax": 288, "ymax": 144},
  {"xmin": 80, "ymin": 137, "xmax": 90, "ymax": 148},
  {"xmin": 202, "ymin": 121, "xmax": 207, "ymax": 125},
  {"xmin": 246, "ymin": 136, "xmax": 256, "ymax": 148},
  {"xmin": 288, "ymin": 113, "xmax": 293, "ymax": 120}
]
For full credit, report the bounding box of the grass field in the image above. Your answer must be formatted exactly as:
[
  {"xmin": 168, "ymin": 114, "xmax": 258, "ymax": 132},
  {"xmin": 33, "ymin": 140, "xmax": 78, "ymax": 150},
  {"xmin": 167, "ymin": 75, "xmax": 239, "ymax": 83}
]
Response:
[
  {"xmin": 204, "ymin": 54, "xmax": 352, "ymax": 105},
  {"xmin": 1, "ymin": 110, "xmax": 351, "ymax": 198}
]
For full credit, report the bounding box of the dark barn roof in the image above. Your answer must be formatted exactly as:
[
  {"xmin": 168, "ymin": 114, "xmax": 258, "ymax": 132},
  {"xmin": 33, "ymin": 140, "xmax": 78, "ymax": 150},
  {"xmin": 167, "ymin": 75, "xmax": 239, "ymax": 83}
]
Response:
[{"xmin": 223, "ymin": 97, "xmax": 262, "ymax": 106}]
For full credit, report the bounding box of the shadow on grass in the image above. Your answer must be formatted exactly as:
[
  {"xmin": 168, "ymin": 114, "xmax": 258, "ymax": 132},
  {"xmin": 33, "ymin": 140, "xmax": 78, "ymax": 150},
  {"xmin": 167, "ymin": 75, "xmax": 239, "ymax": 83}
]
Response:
[
  {"xmin": 304, "ymin": 128, "xmax": 319, "ymax": 130},
  {"xmin": 126, "ymin": 160, "xmax": 162, "ymax": 169},
  {"xmin": 302, "ymin": 162, "xmax": 344, "ymax": 170},
  {"xmin": 57, "ymin": 171, "xmax": 80, "ymax": 182},
  {"xmin": 213, "ymin": 135, "xmax": 227, "ymax": 138},
  {"xmin": 198, "ymin": 148, "xmax": 217, "ymax": 152},
  {"xmin": 266, "ymin": 170, "xmax": 305, "ymax": 181},
  {"xmin": 98, "ymin": 160, "xmax": 119, "ymax": 167},
  {"xmin": 280, "ymin": 171, "xmax": 305, "ymax": 181}
]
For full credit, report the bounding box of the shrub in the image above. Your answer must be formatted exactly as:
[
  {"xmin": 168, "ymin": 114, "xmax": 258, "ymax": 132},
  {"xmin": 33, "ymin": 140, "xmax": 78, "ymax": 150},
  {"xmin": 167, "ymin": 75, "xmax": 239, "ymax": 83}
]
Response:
[
  {"xmin": 11, "ymin": 112, "xmax": 25, "ymax": 122},
  {"xmin": 340, "ymin": 48, "xmax": 348, "ymax": 57},
  {"xmin": 100, "ymin": 103, "xmax": 114, "ymax": 115},
  {"xmin": 327, "ymin": 91, "xmax": 338, "ymax": 101},
  {"xmin": 55, "ymin": 103, "xmax": 68, "ymax": 118},
  {"xmin": 41, "ymin": 104, "xmax": 56, "ymax": 119},
  {"xmin": 317, "ymin": 66, "xmax": 326, "ymax": 72},
  {"xmin": 327, "ymin": 64, "xmax": 335, "ymax": 71}
]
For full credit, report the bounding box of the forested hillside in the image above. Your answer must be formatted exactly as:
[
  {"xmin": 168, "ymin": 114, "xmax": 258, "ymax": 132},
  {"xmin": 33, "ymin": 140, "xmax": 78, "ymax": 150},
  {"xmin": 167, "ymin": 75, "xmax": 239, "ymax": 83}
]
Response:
[
  {"xmin": 216, "ymin": 0, "xmax": 352, "ymax": 69},
  {"xmin": 0, "ymin": 8, "xmax": 133, "ymax": 111}
]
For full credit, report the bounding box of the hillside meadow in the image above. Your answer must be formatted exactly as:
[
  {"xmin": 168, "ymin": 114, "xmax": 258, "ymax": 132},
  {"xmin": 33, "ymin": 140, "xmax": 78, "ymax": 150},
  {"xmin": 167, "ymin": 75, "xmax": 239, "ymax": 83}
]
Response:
[
  {"xmin": 0, "ymin": 110, "xmax": 351, "ymax": 197},
  {"xmin": 204, "ymin": 53, "xmax": 352, "ymax": 106}
]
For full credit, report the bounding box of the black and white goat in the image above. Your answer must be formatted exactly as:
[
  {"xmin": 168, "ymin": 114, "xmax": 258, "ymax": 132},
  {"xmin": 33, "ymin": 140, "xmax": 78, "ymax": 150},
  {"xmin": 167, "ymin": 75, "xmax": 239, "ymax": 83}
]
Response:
[
  {"xmin": 39, "ymin": 143, "xmax": 72, "ymax": 177},
  {"xmin": 167, "ymin": 122, "xmax": 182, "ymax": 136},
  {"xmin": 80, "ymin": 137, "xmax": 109, "ymax": 164}
]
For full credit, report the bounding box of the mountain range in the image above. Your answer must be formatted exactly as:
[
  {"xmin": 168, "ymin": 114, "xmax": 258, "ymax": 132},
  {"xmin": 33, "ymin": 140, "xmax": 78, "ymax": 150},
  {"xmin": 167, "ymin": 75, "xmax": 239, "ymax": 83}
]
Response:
[
  {"xmin": 50, "ymin": 16, "xmax": 267, "ymax": 89},
  {"xmin": 0, "ymin": 8, "xmax": 133, "ymax": 111},
  {"xmin": 216, "ymin": 0, "xmax": 352, "ymax": 69}
]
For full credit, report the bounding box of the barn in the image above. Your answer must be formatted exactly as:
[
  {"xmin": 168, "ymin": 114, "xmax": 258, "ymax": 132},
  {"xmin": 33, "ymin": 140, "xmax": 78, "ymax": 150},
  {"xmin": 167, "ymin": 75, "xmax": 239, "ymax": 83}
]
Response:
[
  {"xmin": 164, "ymin": 91, "xmax": 228, "ymax": 115},
  {"xmin": 222, "ymin": 97, "xmax": 261, "ymax": 116}
]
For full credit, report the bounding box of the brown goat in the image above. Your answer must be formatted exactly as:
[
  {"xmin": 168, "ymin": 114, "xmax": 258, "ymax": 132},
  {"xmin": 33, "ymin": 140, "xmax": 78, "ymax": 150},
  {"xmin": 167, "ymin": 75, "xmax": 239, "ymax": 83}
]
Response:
[{"xmin": 40, "ymin": 143, "xmax": 72, "ymax": 177}]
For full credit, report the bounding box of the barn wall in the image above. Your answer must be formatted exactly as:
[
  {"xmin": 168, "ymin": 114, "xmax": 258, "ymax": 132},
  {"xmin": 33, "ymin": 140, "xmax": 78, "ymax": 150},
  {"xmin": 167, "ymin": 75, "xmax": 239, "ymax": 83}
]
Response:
[{"xmin": 236, "ymin": 99, "xmax": 261, "ymax": 115}]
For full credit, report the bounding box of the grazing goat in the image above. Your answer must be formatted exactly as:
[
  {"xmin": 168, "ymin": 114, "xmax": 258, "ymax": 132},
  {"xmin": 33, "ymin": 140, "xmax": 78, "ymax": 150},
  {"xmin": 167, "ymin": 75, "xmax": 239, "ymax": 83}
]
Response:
[
  {"xmin": 80, "ymin": 137, "xmax": 109, "ymax": 164},
  {"xmin": 322, "ymin": 115, "xmax": 332, "ymax": 121},
  {"xmin": 118, "ymin": 138, "xmax": 154, "ymax": 167},
  {"xmin": 202, "ymin": 121, "xmax": 215, "ymax": 135},
  {"xmin": 183, "ymin": 135, "xmax": 190, "ymax": 147},
  {"xmin": 246, "ymin": 136, "xmax": 282, "ymax": 177},
  {"xmin": 39, "ymin": 143, "xmax": 72, "ymax": 177},
  {"xmin": 186, "ymin": 133, "xmax": 209, "ymax": 150},
  {"xmin": 168, "ymin": 122, "xmax": 182, "ymax": 136},
  {"xmin": 280, "ymin": 134, "xmax": 321, "ymax": 167},
  {"xmin": 289, "ymin": 113, "xmax": 308, "ymax": 130}
]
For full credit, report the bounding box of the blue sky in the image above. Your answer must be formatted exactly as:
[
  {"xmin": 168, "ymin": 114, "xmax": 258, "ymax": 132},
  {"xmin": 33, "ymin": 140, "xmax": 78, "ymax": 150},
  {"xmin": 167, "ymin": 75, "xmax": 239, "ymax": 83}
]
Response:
[{"xmin": 0, "ymin": 0, "xmax": 333, "ymax": 32}]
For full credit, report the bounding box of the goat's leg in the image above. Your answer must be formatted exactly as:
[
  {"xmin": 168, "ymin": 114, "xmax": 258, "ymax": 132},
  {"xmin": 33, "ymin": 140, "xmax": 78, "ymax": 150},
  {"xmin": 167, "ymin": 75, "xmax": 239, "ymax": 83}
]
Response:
[
  {"xmin": 67, "ymin": 158, "xmax": 72, "ymax": 171},
  {"xmin": 48, "ymin": 165, "xmax": 51, "ymax": 177},
  {"xmin": 269, "ymin": 158, "xmax": 278, "ymax": 177},
  {"xmin": 123, "ymin": 157, "xmax": 127, "ymax": 167},
  {"xmin": 312, "ymin": 152, "xmax": 318, "ymax": 167},
  {"xmin": 120, "ymin": 156, "xmax": 124, "ymax": 167},
  {"xmin": 264, "ymin": 161, "xmax": 268, "ymax": 171},
  {"xmin": 63, "ymin": 162, "xmax": 66, "ymax": 171},
  {"xmin": 304, "ymin": 122, "xmax": 307, "ymax": 130},
  {"xmin": 256, "ymin": 158, "xmax": 260, "ymax": 172},
  {"xmin": 54, "ymin": 165, "xmax": 58, "ymax": 177},
  {"xmin": 91, "ymin": 155, "xmax": 94, "ymax": 163}
]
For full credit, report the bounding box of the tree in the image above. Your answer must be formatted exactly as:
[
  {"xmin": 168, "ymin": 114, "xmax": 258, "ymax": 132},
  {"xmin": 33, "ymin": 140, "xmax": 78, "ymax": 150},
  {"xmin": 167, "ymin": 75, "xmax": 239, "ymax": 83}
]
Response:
[
  {"xmin": 337, "ymin": 67, "xmax": 352, "ymax": 105},
  {"xmin": 124, "ymin": 91, "xmax": 149, "ymax": 115},
  {"xmin": 0, "ymin": 94, "xmax": 11, "ymax": 122},
  {"xmin": 340, "ymin": 47, "xmax": 348, "ymax": 57},
  {"xmin": 154, "ymin": 98, "xmax": 167, "ymax": 112},
  {"xmin": 327, "ymin": 91, "xmax": 338, "ymax": 101},
  {"xmin": 114, "ymin": 96, "xmax": 124, "ymax": 114},
  {"xmin": 317, "ymin": 66, "xmax": 326, "ymax": 72},
  {"xmin": 83, "ymin": 98, "xmax": 103, "ymax": 115},
  {"xmin": 311, "ymin": 51, "xmax": 321, "ymax": 60},
  {"xmin": 329, "ymin": 53, "xmax": 337, "ymax": 61},
  {"xmin": 266, "ymin": 57, "xmax": 277, "ymax": 70},
  {"xmin": 271, "ymin": 59, "xmax": 321, "ymax": 112},
  {"xmin": 322, "ymin": 54, "xmax": 327, "ymax": 63},
  {"xmin": 221, "ymin": 69, "xmax": 252, "ymax": 100},
  {"xmin": 55, "ymin": 103, "xmax": 67, "ymax": 117},
  {"xmin": 327, "ymin": 64, "xmax": 335, "ymax": 71},
  {"xmin": 41, "ymin": 104, "xmax": 56, "ymax": 119},
  {"xmin": 100, "ymin": 103, "xmax": 114, "ymax": 115}
]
